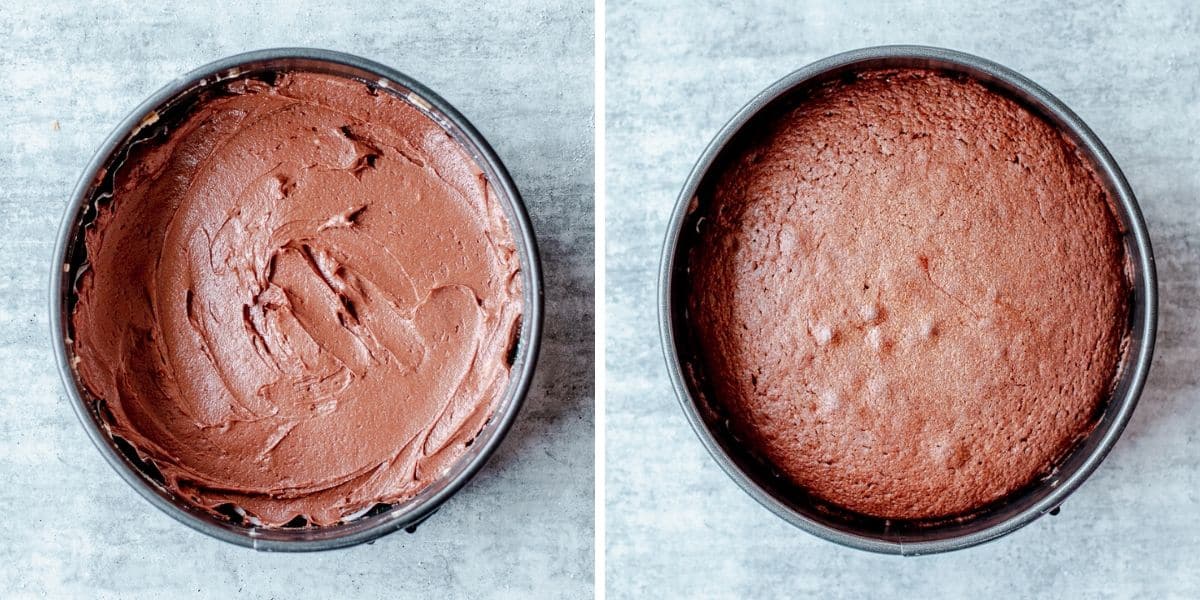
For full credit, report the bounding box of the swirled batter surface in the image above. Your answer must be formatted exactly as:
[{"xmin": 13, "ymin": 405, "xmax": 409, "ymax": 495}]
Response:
[
  {"xmin": 686, "ymin": 70, "xmax": 1128, "ymax": 520},
  {"xmin": 72, "ymin": 72, "xmax": 522, "ymax": 527}
]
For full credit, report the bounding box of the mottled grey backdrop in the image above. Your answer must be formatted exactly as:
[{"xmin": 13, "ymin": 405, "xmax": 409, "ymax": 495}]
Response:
[
  {"xmin": 607, "ymin": 1, "xmax": 1198, "ymax": 597},
  {"xmin": 0, "ymin": 1, "xmax": 593, "ymax": 598}
]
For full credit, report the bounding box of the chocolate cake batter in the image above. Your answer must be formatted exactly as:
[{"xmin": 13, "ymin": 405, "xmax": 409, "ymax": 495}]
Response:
[
  {"xmin": 72, "ymin": 72, "xmax": 523, "ymax": 527},
  {"xmin": 685, "ymin": 69, "xmax": 1128, "ymax": 520}
]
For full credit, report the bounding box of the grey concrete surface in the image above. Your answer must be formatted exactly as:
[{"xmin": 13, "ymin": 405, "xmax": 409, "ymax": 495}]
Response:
[
  {"xmin": 606, "ymin": 1, "xmax": 1199, "ymax": 598},
  {"xmin": 0, "ymin": 1, "xmax": 593, "ymax": 598}
]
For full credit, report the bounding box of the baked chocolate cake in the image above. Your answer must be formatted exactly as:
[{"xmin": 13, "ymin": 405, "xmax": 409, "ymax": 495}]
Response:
[{"xmin": 685, "ymin": 69, "xmax": 1128, "ymax": 520}]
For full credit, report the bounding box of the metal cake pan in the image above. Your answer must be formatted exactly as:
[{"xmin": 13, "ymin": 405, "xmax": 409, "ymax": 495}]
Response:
[
  {"xmin": 659, "ymin": 45, "xmax": 1157, "ymax": 555},
  {"xmin": 51, "ymin": 48, "xmax": 544, "ymax": 551}
]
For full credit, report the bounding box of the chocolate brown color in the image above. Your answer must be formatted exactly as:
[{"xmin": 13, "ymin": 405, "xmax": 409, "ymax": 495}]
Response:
[
  {"xmin": 72, "ymin": 72, "xmax": 522, "ymax": 527},
  {"xmin": 685, "ymin": 70, "xmax": 1128, "ymax": 520}
]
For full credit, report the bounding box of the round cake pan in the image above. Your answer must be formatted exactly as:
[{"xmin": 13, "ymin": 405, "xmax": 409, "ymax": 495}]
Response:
[
  {"xmin": 50, "ymin": 48, "xmax": 544, "ymax": 551},
  {"xmin": 659, "ymin": 45, "xmax": 1157, "ymax": 555}
]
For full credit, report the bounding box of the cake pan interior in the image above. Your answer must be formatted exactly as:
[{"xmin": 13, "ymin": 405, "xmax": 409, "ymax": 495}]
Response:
[
  {"xmin": 51, "ymin": 49, "xmax": 543, "ymax": 551},
  {"xmin": 661, "ymin": 46, "xmax": 1156, "ymax": 555}
]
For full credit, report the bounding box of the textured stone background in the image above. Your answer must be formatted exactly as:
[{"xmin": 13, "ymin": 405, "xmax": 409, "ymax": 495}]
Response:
[
  {"xmin": 607, "ymin": 1, "xmax": 1199, "ymax": 597},
  {"xmin": 0, "ymin": 1, "xmax": 592, "ymax": 598}
]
